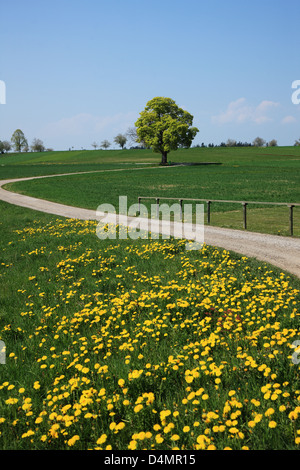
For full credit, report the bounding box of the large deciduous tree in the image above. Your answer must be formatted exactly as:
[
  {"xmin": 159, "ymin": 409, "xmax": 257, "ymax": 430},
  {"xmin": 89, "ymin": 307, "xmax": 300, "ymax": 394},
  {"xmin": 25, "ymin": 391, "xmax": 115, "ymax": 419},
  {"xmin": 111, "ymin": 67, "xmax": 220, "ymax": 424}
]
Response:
[
  {"xmin": 114, "ymin": 134, "xmax": 127, "ymax": 149},
  {"xmin": 252, "ymin": 136, "xmax": 266, "ymax": 147},
  {"xmin": 11, "ymin": 129, "xmax": 28, "ymax": 152},
  {"xmin": 100, "ymin": 140, "xmax": 111, "ymax": 149},
  {"xmin": 31, "ymin": 138, "xmax": 45, "ymax": 152},
  {"xmin": 0, "ymin": 140, "xmax": 11, "ymax": 154},
  {"xmin": 135, "ymin": 97, "xmax": 199, "ymax": 165}
]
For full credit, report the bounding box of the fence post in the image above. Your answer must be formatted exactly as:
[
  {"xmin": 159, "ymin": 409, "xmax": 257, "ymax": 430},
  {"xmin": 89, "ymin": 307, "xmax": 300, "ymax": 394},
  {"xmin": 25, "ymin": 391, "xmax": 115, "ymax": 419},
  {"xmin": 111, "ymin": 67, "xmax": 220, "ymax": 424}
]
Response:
[
  {"xmin": 156, "ymin": 198, "xmax": 160, "ymax": 219},
  {"xmin": 289, "ymin": 204, "xmax": 294, "ymax": 236},
  {"xmin": 243, "ymin": 203, "xmax": 248, "ymax": 230},
  {"xmin": 207, "ymin": 201, "xmax": 211, "ymax": 224},
  {"xmin": 138, "ymin": 197, "xmax": 141, "ymax": 214},
  {"xmin": 179, "ymin": 199, "xmax": 183, "ymax": 221}
]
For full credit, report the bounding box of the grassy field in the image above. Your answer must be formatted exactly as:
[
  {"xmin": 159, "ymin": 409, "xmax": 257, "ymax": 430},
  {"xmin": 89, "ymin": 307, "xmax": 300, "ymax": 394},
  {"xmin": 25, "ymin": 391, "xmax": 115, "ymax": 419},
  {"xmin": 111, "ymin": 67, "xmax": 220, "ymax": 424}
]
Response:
[
  {"xmin": 0, "ymin": 200, "xmax": 299, "ymax": 450},
  {"xmin": 0, "ymin": 146, "xmax": 300, "ymax": 451},
  {"xmin": 1, "ymin": 145, "xmax": 300, "ymax": 166},
  {"xmin": 3, "ymin": 146, "xmax": 300, "ymax": 236}
]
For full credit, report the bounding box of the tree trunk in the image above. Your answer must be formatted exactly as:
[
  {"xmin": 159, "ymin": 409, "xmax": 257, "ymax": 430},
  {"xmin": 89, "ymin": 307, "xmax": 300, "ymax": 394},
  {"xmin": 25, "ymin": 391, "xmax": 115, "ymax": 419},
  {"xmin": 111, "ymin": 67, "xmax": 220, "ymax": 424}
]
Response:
[{"xmin": 160, "ymin": 151, "xmax": 168, "ymax": 165}]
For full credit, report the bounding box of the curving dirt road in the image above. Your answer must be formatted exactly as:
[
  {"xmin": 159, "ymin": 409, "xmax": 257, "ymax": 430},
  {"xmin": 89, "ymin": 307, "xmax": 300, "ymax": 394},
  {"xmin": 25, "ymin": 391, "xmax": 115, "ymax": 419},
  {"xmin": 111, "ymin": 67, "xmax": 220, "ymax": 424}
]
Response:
[{"xmin": 1, "ymin": 171, "xmax": 299, "ymax": 279}]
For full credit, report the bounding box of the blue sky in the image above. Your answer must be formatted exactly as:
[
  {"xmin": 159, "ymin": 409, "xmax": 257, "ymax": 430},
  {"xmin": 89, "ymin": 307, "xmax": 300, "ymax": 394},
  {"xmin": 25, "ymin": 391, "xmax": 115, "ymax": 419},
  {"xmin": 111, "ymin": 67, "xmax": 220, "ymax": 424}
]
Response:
[{"xmin": 1, "ymin": 0, "xmax": 300, "ymax": 150}]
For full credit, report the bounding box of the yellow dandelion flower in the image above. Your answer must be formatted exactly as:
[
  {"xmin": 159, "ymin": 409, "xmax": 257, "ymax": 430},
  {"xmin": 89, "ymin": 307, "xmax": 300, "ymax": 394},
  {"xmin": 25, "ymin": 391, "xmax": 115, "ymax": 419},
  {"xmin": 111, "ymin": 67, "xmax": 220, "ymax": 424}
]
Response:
[
  {"xmin": 134, "ymin": 404, "xmax": 143, "ymax": 413},
  {"xmin": 5, "ymin": 398, "xmax": 18, "ymax": 405},
  {"xmin": 22, "ymin": 430, "xmax": 35, "ymax": 439},
  {"xmin": 269, "ymin": 421, "xmax": 277, "ymax": 428},
  {"xmin": 97, "ymin": 434, "xmax": 107, "ymax": 445},
  {"xmin": 128, "ymin": 440, "xmax": 137, "ymax": 450},
  {"xmin": 67, "ymin": 435, "xmax": 80, "ymax": 446},
  {"xmin": 160, "ymin": 409, "xmax": 171, "ymax": 421},
  {"xmin": 115, "ymin": 422, "xmax": 125, "ymax": 431},
  {"xmin": 155, "ymin": 434, "xmax": 164, "ymax": 444},
  {"xmin": 265, "ymin": 408, "xmax": 275, "ymax": 417},
  {"xmin": 254, "ymin": 414, "xmax": 263, "ymax": 423},
  {"xmin": 185, "ymin": 375, "xmax": 194, "ymax": 384},
  {"xmin": 229, "ymin": 427, "xmax": 239, "ymax": 434},
  {"xmin": 289, "ymin": 410, "xmax": 298, "ymax": 421}
]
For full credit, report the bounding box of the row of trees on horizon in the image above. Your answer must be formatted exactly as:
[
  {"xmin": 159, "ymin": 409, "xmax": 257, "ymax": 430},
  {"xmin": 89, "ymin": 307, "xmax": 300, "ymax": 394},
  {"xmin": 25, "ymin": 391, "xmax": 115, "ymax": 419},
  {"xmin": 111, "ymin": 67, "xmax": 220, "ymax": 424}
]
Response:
[
  {"xmin": 1, "ymin": 128, "xmax": 300, "ymax": 154},
  {"xmin": 92, "ymin": 134, "xmax": 300, "ymax": 150},
  {"xmin": 0, "ymin": 129, "xmax": 53, "ymax": 154}
]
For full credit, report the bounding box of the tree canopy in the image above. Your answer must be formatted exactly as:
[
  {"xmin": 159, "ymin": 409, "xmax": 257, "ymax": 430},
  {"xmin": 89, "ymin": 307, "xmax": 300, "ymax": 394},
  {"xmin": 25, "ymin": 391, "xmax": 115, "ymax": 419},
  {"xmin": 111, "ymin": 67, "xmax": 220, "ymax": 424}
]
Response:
[
  {"xmin": 31, "ymin": 138, "xmax": 45, "ymax": 152},
  {"xmin": 114, "ymin": 134, "xmax": 127, "ymax": 149},
  {"xmin": 253, "ymin": 136, "xmax": 266, "ymax": 147},
  {"xmin": 101, "ymin": 140, "xmax": 111, "ymax": 149},
  {"xmin": 0, "ymin": 140, "xmax": 11, "ymax": 154},
  {"xmin": 135, "ymin": 97, "xmax": 199, "ymax": 164},
  {"xmin": 11, "ymin": 129, "xmax": 28, "ymax": 152}
]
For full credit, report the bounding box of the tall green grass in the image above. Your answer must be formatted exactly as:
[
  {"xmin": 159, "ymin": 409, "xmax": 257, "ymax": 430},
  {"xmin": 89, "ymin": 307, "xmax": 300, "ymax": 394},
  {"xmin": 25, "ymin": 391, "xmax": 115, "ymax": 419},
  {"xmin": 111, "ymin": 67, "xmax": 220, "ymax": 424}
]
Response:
[{"xmin": 0, "ymin": 201, "xmax": 299, "ymax": 450}]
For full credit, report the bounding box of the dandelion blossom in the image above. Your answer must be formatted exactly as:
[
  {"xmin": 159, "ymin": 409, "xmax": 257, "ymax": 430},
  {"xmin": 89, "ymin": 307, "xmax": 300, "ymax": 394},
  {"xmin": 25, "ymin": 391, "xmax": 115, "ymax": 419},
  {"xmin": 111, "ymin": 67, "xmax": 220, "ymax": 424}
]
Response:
[{"xmin": 67, "ymin": 435, "xmax": 80, "ymax": 446}]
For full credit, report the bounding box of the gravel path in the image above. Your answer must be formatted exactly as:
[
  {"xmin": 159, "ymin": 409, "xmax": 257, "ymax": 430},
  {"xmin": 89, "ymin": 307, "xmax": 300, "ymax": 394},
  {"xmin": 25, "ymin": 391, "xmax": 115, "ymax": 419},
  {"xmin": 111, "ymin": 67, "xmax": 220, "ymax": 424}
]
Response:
[{"xmin": 1, "ymin": 171, "xmax": 299, "ymax": 279}]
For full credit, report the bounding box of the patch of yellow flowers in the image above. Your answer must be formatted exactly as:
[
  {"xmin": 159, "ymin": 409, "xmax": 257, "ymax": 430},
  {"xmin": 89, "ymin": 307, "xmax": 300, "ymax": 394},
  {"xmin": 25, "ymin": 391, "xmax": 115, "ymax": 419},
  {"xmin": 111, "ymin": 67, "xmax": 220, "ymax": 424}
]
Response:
[{"xmin": 0, "ymin": 218, "xmax": 299, "ymax": 450}]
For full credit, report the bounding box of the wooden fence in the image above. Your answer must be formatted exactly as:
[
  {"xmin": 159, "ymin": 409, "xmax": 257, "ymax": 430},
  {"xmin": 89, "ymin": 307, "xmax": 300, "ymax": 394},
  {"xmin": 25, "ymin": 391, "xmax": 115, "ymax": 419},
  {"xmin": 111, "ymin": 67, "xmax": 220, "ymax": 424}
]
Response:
[{"xmin": 138, "ymin": 196, "xmax": 300, "ymax": 236}]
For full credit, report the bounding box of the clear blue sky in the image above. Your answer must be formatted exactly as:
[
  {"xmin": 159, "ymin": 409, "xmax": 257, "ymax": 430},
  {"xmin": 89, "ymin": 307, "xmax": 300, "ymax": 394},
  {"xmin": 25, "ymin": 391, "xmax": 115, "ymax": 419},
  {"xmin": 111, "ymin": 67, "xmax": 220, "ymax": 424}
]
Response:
[{"xmin": 1, "ymin": 0, "xmax": 300, "ymax": 150}]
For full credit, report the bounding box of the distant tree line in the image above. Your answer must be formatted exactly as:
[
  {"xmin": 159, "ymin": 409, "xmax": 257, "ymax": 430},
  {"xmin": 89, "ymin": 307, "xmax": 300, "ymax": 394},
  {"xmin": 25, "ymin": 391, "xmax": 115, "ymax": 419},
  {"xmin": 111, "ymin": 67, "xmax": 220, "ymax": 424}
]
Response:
[
  {"xmin": 90, "ymin": 127, "xmax": 147, "ymax": 151},
  {"xmin": 194, "ymin": 137, "xmax": 281, "ymax": 148},
  {"xmin": 0, "ymin": 129, "xmax": 53, "ymax": 154},
  {"xmin": 93, "ymin": 131, "xmax": 300, "ymax": 151},
  {"xmin": 2, "ymin": 127, "xmax": 300, "ymax": 155}
]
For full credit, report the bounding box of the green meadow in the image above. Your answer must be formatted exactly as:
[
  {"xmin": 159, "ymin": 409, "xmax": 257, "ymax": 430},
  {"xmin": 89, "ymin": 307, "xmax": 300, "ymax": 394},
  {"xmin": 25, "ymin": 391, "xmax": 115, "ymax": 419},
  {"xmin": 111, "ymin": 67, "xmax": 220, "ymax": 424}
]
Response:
[
  {"xmin": 0, "ymin": 146, "xmax": 299, "ymax": 450},
  {"xmin": 2, "ymin": 146, "xmax": 300, "ymax": 236},
  {"xmin": 0, "ymin": 201, "xmax": 300, "ymax": 450}
]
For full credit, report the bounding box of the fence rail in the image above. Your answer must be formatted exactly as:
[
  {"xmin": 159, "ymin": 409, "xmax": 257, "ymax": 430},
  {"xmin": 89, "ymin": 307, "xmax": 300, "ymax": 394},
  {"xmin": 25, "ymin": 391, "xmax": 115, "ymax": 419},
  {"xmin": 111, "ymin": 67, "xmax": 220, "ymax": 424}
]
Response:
[{"xmin": 138, "ymin": 196, "xmax": 300, "ymax": 236}]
